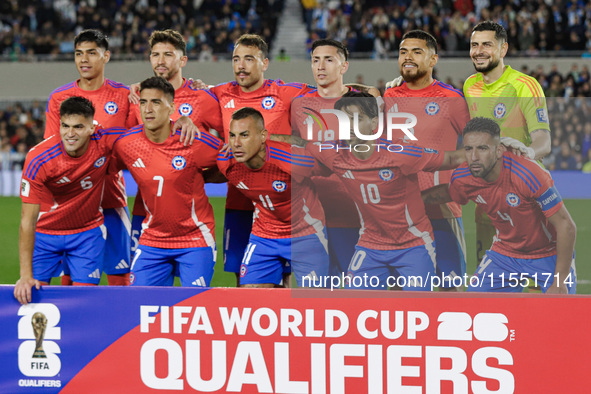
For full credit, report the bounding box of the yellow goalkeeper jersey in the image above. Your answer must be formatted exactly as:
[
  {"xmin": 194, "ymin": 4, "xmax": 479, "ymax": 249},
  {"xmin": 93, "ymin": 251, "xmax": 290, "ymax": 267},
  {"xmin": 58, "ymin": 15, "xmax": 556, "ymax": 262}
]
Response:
[{"xmin": 463, "ymin": 65, "xmax": 550, "ymax": 145}]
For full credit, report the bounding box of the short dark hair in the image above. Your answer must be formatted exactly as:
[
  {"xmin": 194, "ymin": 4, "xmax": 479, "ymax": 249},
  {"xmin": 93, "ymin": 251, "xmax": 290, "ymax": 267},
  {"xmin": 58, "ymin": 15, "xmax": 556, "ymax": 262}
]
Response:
[
  {"xmin": 473, "ymin": 21, "xmax": 508, "ymax": 44},
  {"xmin": 60, "ymin": 96, "xmax": 95, "ymax": 119},
  {"xmin": 235, "ymin": 34, "xmax": 268, "ymax": 58},
  {"xmin": 140, "ymin": 77, "xmax": 175, "ymax": 101},
  {"xmin": 463, "ymin": 117, "xmax": 501, "ymax": 139},
  {"xmin": 311, "ymin": 39, "xmax": 349, "ymax": 61},
  {"xmin": 401, "ymin": 30, "xmax": 438, "ymax": 54},
  {"xmin": 335, "ymin": 91, "xmax": 378, "ymax": 119},
  {"xmin": 231, "ymin": 107, "xmax": 265, "ymax": 130},
  {"xmin": 149, "ymin": 29, "xmax": 186, "ymax": 56},
  {"xmin": 74, "ymin": 29, "xmax": 109, "ymax": 51}
]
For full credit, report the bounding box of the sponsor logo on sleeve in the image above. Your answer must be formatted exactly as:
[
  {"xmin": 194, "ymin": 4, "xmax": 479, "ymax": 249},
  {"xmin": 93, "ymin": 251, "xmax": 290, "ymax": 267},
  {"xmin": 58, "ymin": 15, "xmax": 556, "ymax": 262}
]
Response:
[{"xmin": 21, "ymin": 179, "xmax": 30, "ymax": 197}]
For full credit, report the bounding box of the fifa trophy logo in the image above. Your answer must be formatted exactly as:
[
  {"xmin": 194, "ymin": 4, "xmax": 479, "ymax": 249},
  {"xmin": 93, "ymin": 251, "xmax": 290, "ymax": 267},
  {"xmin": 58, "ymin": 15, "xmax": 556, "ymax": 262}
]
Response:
[{"xmin": 31, "ymin": 312, "xmax": 48, "ymax": 358}]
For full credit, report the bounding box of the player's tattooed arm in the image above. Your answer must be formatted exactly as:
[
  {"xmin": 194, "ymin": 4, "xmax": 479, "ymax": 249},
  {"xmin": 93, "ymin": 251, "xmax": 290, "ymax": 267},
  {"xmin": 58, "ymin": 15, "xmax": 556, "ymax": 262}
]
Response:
[
  {"xmin": 269, "ymin": 134, "xmax": 309, "ymax": 147},
  {"xmin": 421, "ymin": 184, "xmax": 452, "ymax": 205},
  {"xmin": 546, "ymin": 205, "xmax": 576, "ymax": 294},
  {"xmin": 15, "ymin": 202, "xmax": 42, "ymax": 305},
  {"xmin": 529, "ymin": 129, "xmax": 551, "ymax": 160},
  {"xmin": 439, "ymin": 148, "xmax": 465, "ymax": 170}
]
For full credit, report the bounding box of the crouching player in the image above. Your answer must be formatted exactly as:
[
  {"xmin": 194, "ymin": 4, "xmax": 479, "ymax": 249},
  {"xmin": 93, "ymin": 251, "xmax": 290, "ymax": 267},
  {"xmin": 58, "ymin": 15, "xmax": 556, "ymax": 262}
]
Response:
[
  {"xmin": 15, "ymin": 97, "xmax": 125, "ymax": 304},
  {"xmin": 112, "ymin": 77, "xmax": 223, "ymax": 287},
  {"xmin": 217, "ymin": 107, "xmax": 329, "ymax": 287},
  {"xmin": 424, "ymin": 117, "xmax": 576, "ymax": 293}
]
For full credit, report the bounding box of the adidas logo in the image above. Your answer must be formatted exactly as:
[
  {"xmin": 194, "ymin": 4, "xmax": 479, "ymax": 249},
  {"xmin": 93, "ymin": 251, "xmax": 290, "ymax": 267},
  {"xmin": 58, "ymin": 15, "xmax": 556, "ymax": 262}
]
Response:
[
  {"xmin": 88, "ymin": 269, "xmax": 101, "ymax": 279},
  {"xmin": 342, "ymin": 170, "xmax": 355, "ymax": 179},
  {"xmin": 192, "ymin": 277, "xmax": 207, "ymax": 286},
  {"xmin": 133, "ymin": 158, "xmax": 146, "ymax": 168},
  {"xmin": 224, "ymin": 99, "xmax": 235, "ymax": 109},
  {"xmin": 115, "ymin": 259, "xmax": 129, "ymax": 270},
  {"xmin": 236, "ymin": 181, "xmax": 249, "ymax": 190},
  {"xmin": 56, "ymin": 176, "xmax": 71, "ymax": 184},
  {"xmin": 475, "ymin": 195, "xmax": 487, "ymax": 204}
]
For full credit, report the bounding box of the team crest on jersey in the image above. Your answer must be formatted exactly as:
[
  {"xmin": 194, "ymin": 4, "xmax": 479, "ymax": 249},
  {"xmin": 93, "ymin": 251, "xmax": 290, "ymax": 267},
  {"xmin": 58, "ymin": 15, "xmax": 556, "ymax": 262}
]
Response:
[
  {"xmin": 506, "ymin": 192, "xmax": 520, "ymax": 207},
  {"xmin": 272, "ymin": 180, "xmax": 287, "ymax": 192},
  {"xmin": 261, "ymin": 96, "xmax": 276, "ymax": 110},
  {"xmin": 104, "ymin": 101, "xmax": 118, "ymax": 115},
  {"xmin": 240, "ymin": 264, "xmax": 247, "ymax": 277},
  {"xmin": 172, "ymin": 155, "xmax": 187, "ymax": 170},
  {"xmin": 425, "ymin": 102, "xmax": 440, "ymax": 115},
  {"xmin": 129, "ymin": 272, "xmax": 135, "ymax": 285},
  {"xmin": 424, "ymin": 148, "xmax": 438, "ymax": 154},
  {"xmin": 493, "ymin": 103, "xmax": 506, "ymax": 119},
  {"xmin": 179, "ymin": 103, "xmax": 193, "ymax": 116},
  {"xmin": 378, "ymin": 169, "xmax": 394, "ymax": 181},
  {"xmin": 94, "ymin": 156, "xmax": 106, "ymax": 168}
]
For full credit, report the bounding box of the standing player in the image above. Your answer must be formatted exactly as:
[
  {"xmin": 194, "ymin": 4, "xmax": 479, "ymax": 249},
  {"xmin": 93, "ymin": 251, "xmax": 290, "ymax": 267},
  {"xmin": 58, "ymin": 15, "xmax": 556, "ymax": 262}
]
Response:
[
  {"xmin": 300, "ymin": 92, "xmax": 466, "ymax": 291},
  {"xmin": 209, "ymin": 34, "xmax": 314, "ymax": 285},
  {"xmin": 384, "ymin": 30, "xmax": 470, "ymax": 290},
  {"xmin": 463, "ymin": 21, "xmax": 551, "ymax": 262},
  {"xmin": 289, "ymin": 39, "xmax": 364, "ymax": 278},
  {"xmin": 112, "ymin": 77, "xmax": 222, "ymax": 287},
  {"xmin": 45, "ymin": 29, "xmax": 133, "ymax": 286},
  {"xmin": 127, "ymin": 29, "xmax": 224, "ymax": 259},
  {"xmin": 15, "ymin": 97, "xmax": 125, "ymax": 304},
  {"xmin": 217, "ymin": 107, "xmax": 329, "ymax": 287},
  {"xmin": 424, "ymin": 117, "xmax": 576, "ymax": 293}
]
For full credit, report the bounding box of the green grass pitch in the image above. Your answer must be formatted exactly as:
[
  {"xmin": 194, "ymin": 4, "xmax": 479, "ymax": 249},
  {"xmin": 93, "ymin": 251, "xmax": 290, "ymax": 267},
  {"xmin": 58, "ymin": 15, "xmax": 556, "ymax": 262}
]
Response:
[{"xmin": 1, "ymin": 197, "xmax": 589, "ymax": 293}]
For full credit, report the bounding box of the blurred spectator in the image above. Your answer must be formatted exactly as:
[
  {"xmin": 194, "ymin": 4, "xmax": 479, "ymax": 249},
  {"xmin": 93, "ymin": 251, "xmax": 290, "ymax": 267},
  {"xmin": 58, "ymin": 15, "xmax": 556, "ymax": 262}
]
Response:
[
  {"xmin": 0, "ymin": 0, "xmax": 286, "ymax": 59},
  {"xmin": 554, "ymin": 141, "xmax": 578, "ymax": 170}
]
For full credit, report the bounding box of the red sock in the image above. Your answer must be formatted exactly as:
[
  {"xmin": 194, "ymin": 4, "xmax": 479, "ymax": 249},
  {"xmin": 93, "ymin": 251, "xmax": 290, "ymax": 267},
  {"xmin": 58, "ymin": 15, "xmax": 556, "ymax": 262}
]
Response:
[
  {"xmin": 61, "ymin": 275, "xmax": 73, "ymax": 286},
  {"xmin": 72, "ymin": 282, "xmax": 97, "ymax": 286},
  {"xmin": 107, "ymin": 273, "xmax": 130, "ymax": 286}
]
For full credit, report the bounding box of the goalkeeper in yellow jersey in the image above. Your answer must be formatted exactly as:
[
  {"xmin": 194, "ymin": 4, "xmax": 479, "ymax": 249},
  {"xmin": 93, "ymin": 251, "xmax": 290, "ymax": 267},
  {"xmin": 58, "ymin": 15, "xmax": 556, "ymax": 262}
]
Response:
[{"xmin": 463, "ymin": 21, "xmax": 551, "ymax": 263}]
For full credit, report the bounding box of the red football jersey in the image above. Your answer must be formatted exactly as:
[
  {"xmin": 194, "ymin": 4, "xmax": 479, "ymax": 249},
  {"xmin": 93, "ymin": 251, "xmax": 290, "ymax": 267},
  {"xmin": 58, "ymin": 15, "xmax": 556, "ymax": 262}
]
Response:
[
  {"xmin": 113, "ymin": 125, "xmax": 222, "ymax": 249},
  {"xmin": 449, "ymin": 152, "xmax": 562, "ymax": 259},
  {"xmin": 45, "ymin": 79, "xmax": 134, "ymax": 210},
  {"xmin": 210, "ymin": 79, "xmax": 314, "ymax": 210},
  {"xmin": 307, "ymin": 140, "xmax": 445, "ymax": 250},
  {"xmin": 21, "ymin": 128, "xmax": 124, "ymax": 235},
  {"xmin": 128, "ymin": 78, "xmax": 224, "ymax": 132},
  {"xmin": 384, "ymin": 80, "xmax": 469, "ymax": 219},
  {"xmin": 130, "ymin": 78, "xmax": 225, "ymax": 217},
  {"xmin": 217, "ymin": 140, "xmax": 326, "ymax": 239},
  {"xmin": 291, "ymin": 90, "xmax": 360, "ymax": 228}
]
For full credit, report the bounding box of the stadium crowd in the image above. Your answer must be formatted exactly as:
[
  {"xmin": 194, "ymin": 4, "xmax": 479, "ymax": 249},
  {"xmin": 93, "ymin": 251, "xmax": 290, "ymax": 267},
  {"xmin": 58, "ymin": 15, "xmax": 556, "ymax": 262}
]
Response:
[
  {"xmin": 2, "ymin": 1, "xmax": 591, "ymax": 60},
  {"xmin": 0, "ymin": 0, "xmax": 285, "ymax": 60},
  {"xmin": 1, "ymin": 66, "xmax": 589, "ymax": 172},
  {"xmin": 303, "ymin": 0, "xmax": 591, "ymax": 57}
]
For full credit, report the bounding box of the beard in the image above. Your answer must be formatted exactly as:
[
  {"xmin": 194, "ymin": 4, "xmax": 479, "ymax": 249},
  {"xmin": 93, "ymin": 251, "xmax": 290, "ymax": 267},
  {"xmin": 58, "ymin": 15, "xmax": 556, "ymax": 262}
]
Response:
[
  {"xmin": 472, "ymin": 57, "xmax": 500, "ymax": 73},
  {"xmin": 401, "ymin": 66, "xmax": 428, "ymax": 83}
]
